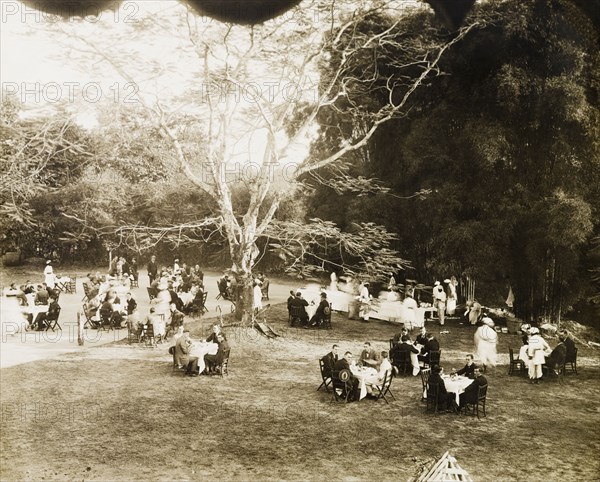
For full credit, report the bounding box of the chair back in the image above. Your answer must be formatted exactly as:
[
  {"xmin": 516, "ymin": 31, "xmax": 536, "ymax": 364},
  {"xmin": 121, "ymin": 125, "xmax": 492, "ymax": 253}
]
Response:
[
  {"xmin": 426, "ymin": 382, "xmax": 440, "ymax": 411},
  {"xmin": 48, "ymin": 306, "xmax": 61, "ymax": 322},
  {"xmin": 289, "ymin": 305, "xmax": 304, "ymax": 317},
  {"xmin": 83, "ymin": 283, "xmax": 91, "ymax": 295},
  {"xmin": 420, "ymin": 368, "xmax": 431, "ymax": 390},
  {"xmin": 202, "ymin": 291, "xmax": 208, "ymax": 307},
  {"xmin": 477, "ymin": 383, "xmax": 488, "ymax": 401},
  {"xmin": 429, "ymin": 350, "xmax": 441, "ymax": 365},
  {"xmin": 389, "ymin": 338, "xmax": 395, "ymax": 350},
  {"xmin": 337, "ymin": 368, "xmax": 351, "ymax": 382},
  {"xmin": 509, "ymin": 347, "xmax": 516, "ymax": 362}
]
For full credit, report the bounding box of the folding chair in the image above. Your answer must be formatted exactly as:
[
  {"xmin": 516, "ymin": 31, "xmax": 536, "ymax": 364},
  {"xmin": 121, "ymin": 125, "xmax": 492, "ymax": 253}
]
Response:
[
  {"xmin": 331, "ymin": 369, "xmax": 353, "ymax": 403},
  {"xmin": 82, "ymin": 282, "xmax": 91, "ymax": 303},
  {"xmin": 45, "ymin": 307, "xmax": 62, "ymax": 332},
  {"xmin": 65, "ymin": 277, "xmax": 76, "ymax": 294},
  {"xmin": 317, "ymin": 358, "xmax": 332, "ymax": 392},
  {"xmin": 140, "ymin": 323, "xmax": 156, "ymax": 347},
  {"xmin": 420, "ymin": 368, "xmax": 431, "ymax": 402},
  {"xmin": 372, "ymin": 371, "xmax": 396, "ymax": 404},
  {"xmin": 82, "ymin": 305, "xmax": 101, "ymax": 329},
  {"xmin": 394, "ymin": 350, "xmax": 412, "ymax": 376},
  {"xmin": 425, "ymin": 382, "xmax": 440, "ymax": 413},
  {"xmin": 565, "ymin": 347, "xmax": 578, "ymax": 374},
  {"xmin": 508, "ymin": 347, "xmax": 526, "ymax": 376},
  {"xmin": 462, "ymin": 384, "xmax": 488, "ymax": 418},
  {"xmin": 99, "ymin": 310, "xmax": 114, "ymax": 332},
  {"xmin": 215, "ymin": 349, "xmax": 230, "ymax": 377},
  {"xmin": 127, "ymin": 319, "xmax": 141, "ymax": 344}
]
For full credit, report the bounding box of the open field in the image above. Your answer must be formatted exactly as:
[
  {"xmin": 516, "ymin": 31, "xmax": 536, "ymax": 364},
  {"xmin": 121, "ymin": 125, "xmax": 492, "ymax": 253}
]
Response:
[{"xmin": 1, "ymin": 298, "xmax": 600, "ymax": 481}]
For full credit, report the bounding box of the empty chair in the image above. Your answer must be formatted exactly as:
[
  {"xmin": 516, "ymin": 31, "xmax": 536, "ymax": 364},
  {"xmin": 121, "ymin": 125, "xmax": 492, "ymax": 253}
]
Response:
[
  {"xmin": 565, "ymin": 347, "xmax": 578, "ymax": 374},
  {"xmin": 67, "ymin": 277, "xmax": 77, "ymax": 294},
  {"xmin": 420, "ymin": 368, "xmax": 431, "ymax": 402},
  {"xmin": 317, "ymin": 358, "xmax": 332, "ymax": 393},
  {"xmin": 508, "ymin": 347, "xmax": 525, "ymax": 376}
]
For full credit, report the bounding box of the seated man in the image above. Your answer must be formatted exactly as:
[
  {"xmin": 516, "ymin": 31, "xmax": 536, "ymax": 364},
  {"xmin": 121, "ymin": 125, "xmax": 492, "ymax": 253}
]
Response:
[
  {"xmin": 415, "ymin": 326, "xmax": 428, "ymax": 346},
  {"xmin": 217, "ymin": 275, "xmax": 231, "ymax": 299},
  {"xmin": 175, "ymin": 330, "xmax": 199, "ymax": 376},
  {"xmin": 459, "ymin": 367, "xmax": 487, "ymax": 409},
  {"xmin": 33, "ymin": 296, "xmax": 60, "ymax": 331},
  {"xmin": 546, "ymin": 335, "xmax": 567, "ymax": 375},
  {"xmin": 310, "ymin": 292, "xmax": 331, "ymax": 327},
  {"xmin": 559, "ymin": 329, "xmax": 577, "ymax": 363},
  {"xmin": 287, "ymin": 291, "xmax": 296, "ymax": 313},
  {"xmin": 204, "ymin": 333, "xmax": 230, "ymax": 374},
  {"xmin": 321, "ymin": 344, "xmax": 339, "ymax": 374},
  {"xmin": 456, "ymin": 354, "xmax": 478, "ymax": 378},
  {"xmin": 100, "ymin": 295, "xmax": 125, "ymax": 328},
  {"xmin": 168, "ymin": 303, "xmax": 185, "ymax": 333},
  {"xmin": 333, "ymin": 351, "xmax": 360, "ymax": 402},
  {"xmin": 206, "ymin": 324, "xmax": 226, "ymax": 343},
  {"xmin": 427, "ymin": 365, "xmax": 454, "ymax": 411},
  {"xmin": 365, "ymin": 351, "xmax": 393, "ymax": 399},
  {"xmin": 390, "ymin": 335, "xmax": 420, "ymax": 375},
  {"xmin": 359, "ymin": 341, "xmax": 380, "ymax": 367},
  {"xmin": 392, "ymin": 325, "xmax": 408, "ymax": 345},
  {"xmin": 418, "ymin": 333, "xmax": 440, "ymax": 365},
  {"xmin": 126, "ymin": 292, "xmax": 137, "ymax": 316},
  {"xmin": 288, "ymin": 292, "xmax": 309, "ymax": 326},
  {"xmin": 34, "ymin": 284, "xmax": 49, "ymax": 305}
]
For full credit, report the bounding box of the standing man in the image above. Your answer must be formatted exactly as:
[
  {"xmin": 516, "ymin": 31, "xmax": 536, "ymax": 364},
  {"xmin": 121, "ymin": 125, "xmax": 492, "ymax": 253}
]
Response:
[
  {"xmin": 433, "ymin": 281, "xmax": 447, "ymax": 325},
  {"xmin": 147, "ymin": 255, "xmax": 158, "ymax": 286}
]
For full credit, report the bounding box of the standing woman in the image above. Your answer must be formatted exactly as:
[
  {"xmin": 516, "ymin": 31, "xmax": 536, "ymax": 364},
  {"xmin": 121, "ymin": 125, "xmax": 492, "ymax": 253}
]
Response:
[
  {"xmin": 253, "ymin": 279, "xmax": 263, "ymax": 314},
  {"xmin": 43, "ymin": 260, "xmax": 55, "ymax": 289},
  {"xmin": 474, "ymin": 316, "xmax": 498, "ymax": 371},
  {"xmin": 446, "ymin": 276, "xmax": 458, "ymax": 316},
  {"xmin": 526, "ymin": 327, "xmax": 550, "ymax": 384}
]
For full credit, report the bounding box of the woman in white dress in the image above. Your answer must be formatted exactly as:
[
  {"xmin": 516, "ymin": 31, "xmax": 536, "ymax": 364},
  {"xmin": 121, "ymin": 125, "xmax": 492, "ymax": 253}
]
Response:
[
  {"xmin": 358, "ymin": 282, "xmax": 372, "ymax": 321},
  {"xmin": 43, "ymin": 260, "xmax": 55, "ymax": 289},
  {"xmin": 152, "ymin": 280, "xmax": 171, "ymax": 340},
  {"xmin": 474, "ymin": 317, "xmax": 498, "ymax": 370},
  {"xmin": 253, "ymin": 280, "xmax": 263, "ymax": 313},
  {"xmin": 446, "ymin": 276, "xmax": 458, "ymax": 315},
  {"xmin": 329, "ymin": 272, "xmax": 338, "ymax": 292},
  {"xmin": 526, "ymin": 327, "xmax": 550, "ymax": 383}
]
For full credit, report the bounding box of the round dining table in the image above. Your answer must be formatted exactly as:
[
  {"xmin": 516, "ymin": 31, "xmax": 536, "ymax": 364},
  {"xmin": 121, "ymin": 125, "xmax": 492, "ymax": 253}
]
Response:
[{"xmin": 189, "ymin": 342, "xmax": 219, "ymax": 374}]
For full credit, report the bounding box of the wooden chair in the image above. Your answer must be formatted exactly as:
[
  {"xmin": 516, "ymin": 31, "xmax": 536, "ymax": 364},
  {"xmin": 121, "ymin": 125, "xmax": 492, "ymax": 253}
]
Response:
[
  {"xmin": 393, "ymin": 350, "xmax": 412, "ymax": 376},
  {"xmin": 82, "ymin": 305, "xmax": 101, "ymax": 329},
  {"xmin": 565, "ymin": 347, "xmax": 578, "ymax": 374},
  {"xmin": 428, "ymin": 350, "xmax": 441, "ymax": 367},
  {"xmin": 215, "ymin": 348, "xmax": 230, "ymax": 377},
  {"xmin": 331, "ymin": 369, "xmax": 353, "ymax": 403},
  {"xmin": 462, "ymin": 384, "xmax": 488, "ymax": 418},
  {"xmin": 45, "ymin": 307, "xmax": 62, "ymax": 332},
  {"xmin": 420, "ymin": 368, "xmax": 431, "ymax": 402},
  {"xmin": 66, "ymin": 277, "xmax": 77, "ymax": 294},
  {"xmin": 508, "ymin": 347, "xmax": 526, "ymax": 376},
  {"xmin": 82, "ymin": 282, "xmax": 91, "ymax": 303},
  {"xmin": 389, "ymin": 338, "xmax": 395, "ymax": 351},
  {"xmin": 127, "ymin": 319, "xmax": 140, "ymax": 344},
  {"xmin": 317, "ymin": 358, "xmax": 332, "ymax": 392},
  {"xmin": 426, "ymin": 382, "xmax": 440, "ymax": 413},
  {"xmin": 372, "ymin": 371, "xmax": 396, "ymax": 404},
  {"xmin": 288, "ymin": 305, "xmax": 305, "ymax": 327},
  {"xmin": 140, "ymin": 323, "xmax": 155, "ymax": 347},
  {"xmin": 99, "ymin": 310, "xmax": 114, "ymax": 332}
]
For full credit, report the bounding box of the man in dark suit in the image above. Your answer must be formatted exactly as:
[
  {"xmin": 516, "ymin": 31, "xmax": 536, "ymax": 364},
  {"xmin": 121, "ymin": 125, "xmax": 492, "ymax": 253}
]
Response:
[
  {"xmin": 321, "ymin": 344, "xmax": 339, "ymax": 373},
  {"xmin": 147, "ymin": 255, "xmax": 158, "ymax": 285},
  {"xmin": 392, "ymin": 325, "xmax": 408, "ymax": 345},
  {"xmin": 310, "ymin": 292, "xmax": 331, "ymax": 327},
  {"xmin": 415, "ymin": 326, "xmax": 428, "ymax": 346},
  {"xmin": 175, "ymin": 330, "xmax": 199, "ymax": 376},
  {"xmin": 289, "ymin": 292, "xmax": 309, "ymax": 326},
  {"xmin": 418, "ymin": 333, "xmax": 440, "ymax": 365},
  {"xmin": 560, "ymin": 330, "xmax": 576, "ymax": 363},
  {"xmin": 459, "ymin": 367, "xmax": 487, "ymax": 409},
  {"xmin": 428, "ymin": 365, "xmax": 454, "ymax": 411},
  {"xmin": 287, "ymin": 291, "xmax": 296, "ymax": 313},
  {"xmin": 390, "ymin": 335, "xmax": 419, "ymax": 372},
  {"xmin": 359, "ymin": 341, "xmax": 380, "ymax": 367},
  {"xmin": 333, "ymin": 351, "xmax": 359, "ymax": 401},
  {"xmin": 456, "ymin": 354, "xmax": 478, "ymax": 378},
  {"xmin": 546, "ymin": 336, "xmax": 567, "ymax": 375}
]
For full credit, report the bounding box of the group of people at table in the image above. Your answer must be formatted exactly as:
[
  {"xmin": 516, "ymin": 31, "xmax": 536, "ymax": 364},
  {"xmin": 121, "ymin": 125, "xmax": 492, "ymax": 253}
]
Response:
[
  {"xmin": 287, "ymin": 291, "xmax": 332, "ymax": 328},
  {"xmin": 321, "ymin": 336, "xmax": 486, "ymax": 411},
  {"xmin": 173, "ymin": 324, "xmax": 230, "ymax": 376},
  {"xmin": 5, "ymin": 279, "xmax": 61, "ymax": 331},
  {"xmin": 515, "ymin": 324, "xmax": 577, "ymax": 383}
]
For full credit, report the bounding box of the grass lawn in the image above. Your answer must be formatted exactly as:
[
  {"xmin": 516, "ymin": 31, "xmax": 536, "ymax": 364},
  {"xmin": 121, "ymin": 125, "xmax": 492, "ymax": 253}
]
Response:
[{"xmin": 1, "ymin": 303, "xmax": 599, "ymax": 481}]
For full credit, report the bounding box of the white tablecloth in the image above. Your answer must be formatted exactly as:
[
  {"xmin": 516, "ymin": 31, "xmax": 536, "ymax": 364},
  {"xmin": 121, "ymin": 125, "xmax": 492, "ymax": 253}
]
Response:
[
  {"xmin": 189, "ymin": 342, "xmax": 219, "ymax": 374},
  {"xmin": 442, "ymin": 375, "xmax": 472, "ymax": 405},
  {"xmin": 21, "ymin": 305, "xmax": 49, "ymax": 316},
  {"xmin": 351, "ymin": 366, "xmax": 378, "ymax": 400}
]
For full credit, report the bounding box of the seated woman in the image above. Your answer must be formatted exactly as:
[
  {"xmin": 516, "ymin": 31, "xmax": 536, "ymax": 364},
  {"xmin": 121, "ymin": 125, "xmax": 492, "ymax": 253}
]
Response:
[{"xmin": 365, "ymin": 351, "xmax": 393, "ymax": 399}]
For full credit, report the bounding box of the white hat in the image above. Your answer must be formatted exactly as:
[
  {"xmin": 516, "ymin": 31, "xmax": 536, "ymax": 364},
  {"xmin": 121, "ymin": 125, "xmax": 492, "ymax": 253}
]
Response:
[
  {"xmin": 530, "ymin": 327, "xmax": 540, "ymax": 335},
  {"xmin": 434, "ymin": 281, "xmax": 440, "ymax": 286},
  {"xmin": 482, "ymin": 316, "xmax": 494, "ymax": 327},
  {"xmin": 46, "ymin": 260, "xmax": 51, "ymax": 264},
  {"xmin": 444, "ymin": 279, "xmax": 451, "ymax": 283}
]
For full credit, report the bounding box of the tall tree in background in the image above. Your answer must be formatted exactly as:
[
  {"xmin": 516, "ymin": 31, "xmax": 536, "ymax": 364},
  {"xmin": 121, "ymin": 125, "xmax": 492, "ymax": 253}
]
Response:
[
  {"xmin": 43, "ymin": 0, "xmax": 477, "ymax": 317},
  {"xmin": 311, "ymin": 0, "xmax": 600, "ymax": 322}
]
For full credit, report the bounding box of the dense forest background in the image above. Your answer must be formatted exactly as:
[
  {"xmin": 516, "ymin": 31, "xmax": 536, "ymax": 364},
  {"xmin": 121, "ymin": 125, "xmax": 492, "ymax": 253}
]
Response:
[{"xmin": 1, "ymin": 0, "xmax": 599, "ymax": 323}]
